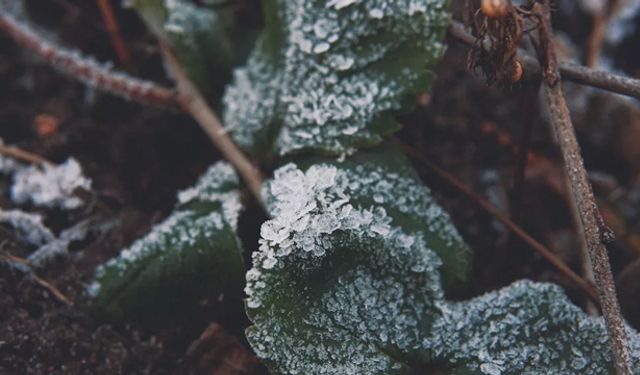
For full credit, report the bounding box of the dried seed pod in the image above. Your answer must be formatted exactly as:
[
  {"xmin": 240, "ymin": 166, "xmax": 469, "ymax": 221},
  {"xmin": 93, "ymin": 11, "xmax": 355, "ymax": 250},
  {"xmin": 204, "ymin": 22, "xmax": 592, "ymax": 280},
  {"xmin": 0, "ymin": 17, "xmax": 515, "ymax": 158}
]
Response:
[
  {"xmin": 511, "ymin": 60, "xmax": 523, "ymax": 82},
  {"xmin": 481, "ymin": 0, "xmax": 510, "ymax": 19}
]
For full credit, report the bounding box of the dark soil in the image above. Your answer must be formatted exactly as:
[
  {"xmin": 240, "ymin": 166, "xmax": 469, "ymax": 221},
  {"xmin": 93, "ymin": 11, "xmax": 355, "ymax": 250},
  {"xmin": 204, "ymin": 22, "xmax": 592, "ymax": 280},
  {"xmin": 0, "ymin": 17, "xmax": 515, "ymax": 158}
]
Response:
[{"xmin": 1, "ymin": 1, "xmax": 640, "ymax": 374}]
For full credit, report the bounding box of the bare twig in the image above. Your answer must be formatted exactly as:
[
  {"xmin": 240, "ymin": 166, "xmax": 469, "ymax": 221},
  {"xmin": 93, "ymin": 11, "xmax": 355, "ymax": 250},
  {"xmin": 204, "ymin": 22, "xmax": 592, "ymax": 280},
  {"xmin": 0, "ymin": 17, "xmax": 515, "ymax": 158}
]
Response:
[
  {"xmin": 0, "ymin": 252, "xmax": 73, "ymax": 306},
  {"xmin": 0, "ymin": 143, "xmax": 53, "ymax": 166},
  {"xmin": 160, "ymin": 46, "xmax": 264, "ymax": 201},
  {"xmin": 0, "ymin": 11, "xmax": 178, "ymax": 108},
  {"xmin": 96, "ymin": 0, "xmax": 132, "ymax": 68},
  {"xmin": 394, "ymin": 139, "xmax": 601, "ymax": 305},
  {"xmin": 537, "ymin": 2, "xmax": 632, "ymax": 373},
  {"xmin": 449, "ymin": 20, "xmax": 640, "ymax": 100},
  {"xmin": 0, "ymin": 10, "xmax": 264, "ymax": 203}
]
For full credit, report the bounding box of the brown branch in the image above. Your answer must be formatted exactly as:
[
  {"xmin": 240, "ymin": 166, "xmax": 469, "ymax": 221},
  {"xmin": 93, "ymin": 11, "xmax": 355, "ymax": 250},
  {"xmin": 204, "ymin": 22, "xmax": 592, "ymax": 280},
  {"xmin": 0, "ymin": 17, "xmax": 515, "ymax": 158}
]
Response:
[
  {"xmin": 0, "ymin": 10, "xmax": 264, "ymax": 203},
  {"xmin": 96, "ymin": 0, "xmax": 132, "ymax": 68},
  {"xmin": 0, "ymin": 11, "xmax": 178, "ymax": 108},
  {"xmin": 1, "ymin": 252, "xmax": 73, "ymax": 306},
  {"xmin": 160, "ymin": 46, "xmax": 264, "ymax": 202},
  {"xmin": 537, "ymin": 2, "xmax": 632, "ymax": 373},
  {"xmin": 394, "ymin": 139, "xmax": 601, "ymax": 305},
  {"xmin": 449, "ymin": 20, "xmax": 640, "ymax": 100},
  {"xmin": 0, "ymin": 143, "xmax": 53, "ymax": 166}
]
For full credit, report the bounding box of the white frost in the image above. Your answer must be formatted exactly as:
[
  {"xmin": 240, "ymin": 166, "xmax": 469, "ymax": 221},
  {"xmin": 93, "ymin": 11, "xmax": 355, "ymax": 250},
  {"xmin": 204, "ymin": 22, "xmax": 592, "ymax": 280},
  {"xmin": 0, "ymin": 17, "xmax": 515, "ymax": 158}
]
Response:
[
  {"xmin": 11, "ymin": 158, "xmax": 91, "ymax": 210},
  {"xmin": 223, "ymin": 0, "xmax": 450, "ymax": 156}
]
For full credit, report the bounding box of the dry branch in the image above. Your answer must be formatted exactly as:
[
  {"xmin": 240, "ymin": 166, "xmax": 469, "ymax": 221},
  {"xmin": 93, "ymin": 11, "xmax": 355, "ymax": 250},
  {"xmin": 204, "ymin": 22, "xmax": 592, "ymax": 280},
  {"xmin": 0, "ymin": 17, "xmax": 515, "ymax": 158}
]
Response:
[
  {"xmin": 396, "ymin": 139, "xmax": 601, "ymax": 305},
  {"xmin": 96, "ymin": 0, "xmax": 132, "ymax": 68},
  {"xmin": 0, "ymin": 143, "xmax": 53, "ymax": 166},
  {"xmin": 0, "ymin": 9, "xmax": 264, "ymax": 204},
  {"xmin": 449, "ymin": 20, "xmax": 640, "ymax": 101},
  {"xmin": 537, "ymin": 2, "xmax": 633, "ymax": 373},
  {"xmin": 0, "ymin": 11, "xmax": 177, "ymax": 108},
  {"xmin": 160, "ymin": 46, "xmax": 264, "ymax": 201}
]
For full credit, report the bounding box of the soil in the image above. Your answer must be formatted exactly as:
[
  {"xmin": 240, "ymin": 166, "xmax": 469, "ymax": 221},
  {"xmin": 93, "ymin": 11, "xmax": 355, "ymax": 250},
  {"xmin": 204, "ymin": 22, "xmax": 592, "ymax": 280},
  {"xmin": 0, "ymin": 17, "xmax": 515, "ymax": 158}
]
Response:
[{"xmin": 1, "ymin": 1, "xmax": 639, "ymax": 374}]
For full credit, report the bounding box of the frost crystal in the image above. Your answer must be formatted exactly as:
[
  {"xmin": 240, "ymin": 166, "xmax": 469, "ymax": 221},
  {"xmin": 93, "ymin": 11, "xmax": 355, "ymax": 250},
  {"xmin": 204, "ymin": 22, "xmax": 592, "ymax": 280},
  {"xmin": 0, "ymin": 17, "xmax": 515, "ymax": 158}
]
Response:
[
  {"xmin": 176, "ymin": 162, "xmax": 242, "ymax": 230},
  {"xmin": 11, "ymin": 158, "xmax": 91, "ymax": 210},
  {"xmin": 0, "ymin": 209, "xmax": 55, "ymax": 246},
  {"xmin": 223, "ymin": 0, "xmax": 450, "ymax": 156},
  {"xmin": 246, "ymin": 156, "xmax": 640, "ymax": 374},
  {"xmin": 245, "ymin": 151, "xmax": 470, "ymax": 374}
]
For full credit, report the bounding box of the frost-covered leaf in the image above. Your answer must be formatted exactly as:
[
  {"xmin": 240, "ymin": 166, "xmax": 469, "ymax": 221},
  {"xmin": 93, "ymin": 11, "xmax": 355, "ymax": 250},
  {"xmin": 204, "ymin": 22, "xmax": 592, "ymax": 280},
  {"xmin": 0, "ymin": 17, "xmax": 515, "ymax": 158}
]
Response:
[
  {"xmin": 246, "ymin": 150, "xmax": 640, "ymax": 374},
  {"xmin": 285, "ymin": 145, "xmax": 472, "ymax": 292},
  {"xmin": 223, "ymin": 0, "xmax": 450, "ymax": 156},
  {"xmin": 90, "ymin": 162, "xmax": 245, "ymax": 324},
  {"xmin": 130, "ymin": 0, "xmax": 256, "ymax": 98},
  {"xmin": 245, "ymin": 147, "xmax": 470, "ymax": 374},
  {"xmin": 431, "ymin": 280, "xmax": 640, "ymax": 375}
]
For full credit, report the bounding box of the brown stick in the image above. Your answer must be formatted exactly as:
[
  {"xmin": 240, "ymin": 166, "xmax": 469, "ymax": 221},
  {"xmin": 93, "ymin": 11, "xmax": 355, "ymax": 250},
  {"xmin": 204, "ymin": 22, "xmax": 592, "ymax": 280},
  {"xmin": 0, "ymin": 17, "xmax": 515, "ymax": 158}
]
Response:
[
  {"xmin": 449, "ymin": 20, "xmax": 640, "ymax": 101},
  {"xmin": 0, "ymin": 11, "xmax": 178, "ymax": 108},
  {"xmin": 0, "ymin": 143, "xmax": 53, "ymax": 166},
  {"xmin": 0, "ymin": 252, "xmax": 73, "ymax": 306},
  {"xmin": 0, "ymin": 10, "xmax": 264, "ymax": 203},
  {"xmin": 537, "ymin": 2, "xmax": 632, "ymax": 373},
  {"xmin": 96, "ymin": 0, "xmax": 132, "ymax": 68},
  {"xmin": 394, "ymin": 139, "xmax": 601, "ymax": 305},
  {"xmin": 160, "ymin": 46, "xmax": 264, "ymax": 201}
]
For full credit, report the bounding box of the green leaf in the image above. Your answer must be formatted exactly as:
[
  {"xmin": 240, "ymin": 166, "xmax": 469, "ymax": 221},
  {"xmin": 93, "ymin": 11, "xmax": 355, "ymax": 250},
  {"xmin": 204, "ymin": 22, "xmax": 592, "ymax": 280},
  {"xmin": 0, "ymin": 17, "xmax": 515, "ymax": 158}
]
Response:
[
  {"xmin": 223, "ymin": 0, "xmax": 450, "ymax": 157},
  {"xmin": 90, "ymin": 162, "xmax": 245, "ymax": 324},
  {"xmin": 130, "ymin": 0, "xmax": 256, "ymax": 99},
  {"xmin": 245, "ymin": 150, "xmax": 640, "ymax": 374}
]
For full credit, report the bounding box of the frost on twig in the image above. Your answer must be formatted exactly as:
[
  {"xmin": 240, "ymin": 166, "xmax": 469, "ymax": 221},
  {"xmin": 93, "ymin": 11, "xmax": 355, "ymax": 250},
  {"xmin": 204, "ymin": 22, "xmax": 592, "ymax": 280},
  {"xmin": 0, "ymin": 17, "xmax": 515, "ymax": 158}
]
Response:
[
  {"xmin": 0, "ymin": 6, "xmax": 177, "ymax": 108},
  {"xmin": 0, "ymin": 209, "xmax": 96, "ymax": 267},
  {"xmin": 27, "ymin": 219, "xmax": 105, "ymax": 267},
  {"xmin": 11, "ymin": 158, "xmax": 91, "ymax": 210},
  {"xmin": 0, "ymin": 209, "xmax": 55, "ymax": 246}
]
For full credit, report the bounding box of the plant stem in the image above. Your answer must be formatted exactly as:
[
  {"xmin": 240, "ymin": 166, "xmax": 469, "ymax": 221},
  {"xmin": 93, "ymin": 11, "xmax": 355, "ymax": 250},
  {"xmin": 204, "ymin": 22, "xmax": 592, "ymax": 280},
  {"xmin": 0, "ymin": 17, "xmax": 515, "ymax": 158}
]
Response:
[
  {"xmin": 537, "ymin": 2, "xmax": 632, "ymax": 373},
  {"xmin": 449, "ymin": 20, "xmax": 640, "ymax": 101},
  {"xmin": 160, "ymin": 46, "xmax": 264, "ymax": 202}
]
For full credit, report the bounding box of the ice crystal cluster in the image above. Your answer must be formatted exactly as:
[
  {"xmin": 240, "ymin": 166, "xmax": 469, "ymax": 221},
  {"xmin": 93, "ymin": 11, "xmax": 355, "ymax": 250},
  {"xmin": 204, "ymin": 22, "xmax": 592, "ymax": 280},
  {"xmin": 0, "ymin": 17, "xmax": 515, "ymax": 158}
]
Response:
[
  {"xmin": 0, "ymin": 209, "xmax": 55, "ymax": 246},
  {"xmin": 247, "ymin": 156, "xmax": 640, "ymax": 374},
  {"xmin": 223, "ymin": 0, "xmax": 450, "ymax": 156},
  {"xmin": 11, "ymin": 158, "xmax": 91, "ymax": 210},
  {"xmin": 0, "ymin": 141, "xmax": 90, "ymax": 209},
  {"xmin": 90, "ymin": 162, "xmax": 245, "ymax": 323}
]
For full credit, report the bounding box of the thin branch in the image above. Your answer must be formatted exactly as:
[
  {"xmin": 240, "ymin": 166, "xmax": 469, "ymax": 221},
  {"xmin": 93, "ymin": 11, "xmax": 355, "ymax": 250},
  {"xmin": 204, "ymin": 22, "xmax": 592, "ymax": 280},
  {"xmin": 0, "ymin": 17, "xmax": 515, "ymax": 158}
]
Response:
[
  {"xmin": 0, "ymin": 11, "xmax": 178, "ymax": 108},
  {"xmin": 0, "ymin": 10, "xmax": 264, "ymax": 203},
  {"xmin": 449, "ymin": 20, "xmax": 640, "ymax": 101},
  {"xmin": 160, "ymin": 46, "xmax": 264, "ymax": 201},
  {"xmin": 537, "ymin": 2, "xmax": 632, "ymax": 373},
  {"xmin": 394, "ymin": 139, "xmax": 601, "ymax": 305},
  {"xmin": 0, "ymin": 143, "xmax": 53, "ymax": 166},
  {"xmin": 1, "ymin": 252, "xmax": 73, "ymax": 306},
  {"xmin": 96, "ymin": 0, "xmax": 132, "ymax": 68}
]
